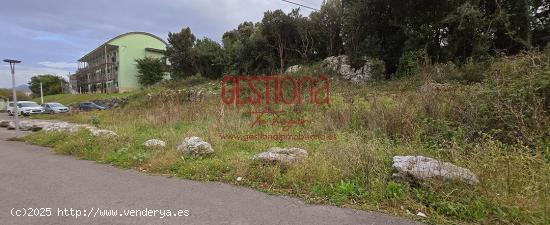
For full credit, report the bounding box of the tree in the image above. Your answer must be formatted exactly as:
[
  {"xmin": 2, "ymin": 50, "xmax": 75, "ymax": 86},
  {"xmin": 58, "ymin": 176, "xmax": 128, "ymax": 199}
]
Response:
[
  {"xmin": 136, "ymin": 57, "xmax": 166, "ymax": 86},
  {"xmin": 193, "ymin": 38, "xmax": 225, "ymax": 79},
  {"xmin": 166, "ymin": 27, "xmax": 196, "ymax": 79},
  {"xmin": 222, "ymin": 22, "xmax": 276, "ymax": 75},
  {"xmin": 343, "ymin": 0, "xmax": 406, "ymax": 75},
  {"xmin": 310, "ymin": 0, "xmax": 344, "ymax": 59},
  {"xmin": 261, "ymin": 10, "xmax": 299, "ymax": 72},
  {"xmin": 28, "ymin": 75, "xmax": 66, "ymax": 97}
]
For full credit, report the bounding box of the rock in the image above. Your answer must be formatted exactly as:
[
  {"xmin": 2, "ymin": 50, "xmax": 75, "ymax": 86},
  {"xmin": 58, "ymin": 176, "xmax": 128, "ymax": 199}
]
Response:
[
  {"xmin": 236, "ymin": 177, "xmax": 243, "ymax": 182},
  {"xmin": 416, "ymin": 212, "xmax": 427, "ymax": 218},
  {"xmin": 88, "ymin": 128, "xmax": 118, "ymax": 138},
  {"xmin": 8, "ymin": 121, "xmax": 43, "ymax": 131},
  {"xmin": 285, "ymin": 65, "xmax": 302, "ymax": 74},
  {"xmin": 144, "ymin": 139, "xmax": 166, "ymax": 148},
  {"xmin": 253, "ymin": 147, "xmax": 308, "ymax": 165},
  {"xmin": 0, "ymin": 120, "xmax": 10, "ymax": 128},
  {"xmin": 177, "ymin": 136, "xmax": 214, "ymax": 156},
  {"xmin": 1, "ymin": 119, "xmax": 118, "ymax": 138},
  {"xmin": 392, "ymin": 156, "xmax": 479, "ymax": 185},
  {"xmin": 322, "ymin": 55, "xmax": 376, "ymax": 83}
]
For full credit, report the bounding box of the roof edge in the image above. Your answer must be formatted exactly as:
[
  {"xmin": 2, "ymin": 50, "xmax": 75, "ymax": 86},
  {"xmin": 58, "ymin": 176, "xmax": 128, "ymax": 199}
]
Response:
[{"xmin": 78, "ymin": 32, "xmax": 168, "ymax": 61}]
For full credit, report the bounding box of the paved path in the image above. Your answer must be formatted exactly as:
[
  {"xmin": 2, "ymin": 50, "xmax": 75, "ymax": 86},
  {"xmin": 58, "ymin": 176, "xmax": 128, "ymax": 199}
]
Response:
[{"xmin": 0, "ymin": 115, "xmax": 419, "ymax": 225}]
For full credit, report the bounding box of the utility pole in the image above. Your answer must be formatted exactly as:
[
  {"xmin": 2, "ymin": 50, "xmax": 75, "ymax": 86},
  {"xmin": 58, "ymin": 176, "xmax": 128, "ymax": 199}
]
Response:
[
  {"xmin": 4, "ymin": 59, "xmax": 22, "ymax": 137},
  {"xmin": 40, "ymin": 82, "xmax": 44, "ymax": 105}
]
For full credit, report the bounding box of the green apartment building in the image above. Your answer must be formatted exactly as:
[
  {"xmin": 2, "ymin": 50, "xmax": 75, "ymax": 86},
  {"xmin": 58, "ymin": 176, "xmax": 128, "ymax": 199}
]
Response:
[{"xmin": 72, "ymin": 32, "xmax": 168, "ymax": 93}]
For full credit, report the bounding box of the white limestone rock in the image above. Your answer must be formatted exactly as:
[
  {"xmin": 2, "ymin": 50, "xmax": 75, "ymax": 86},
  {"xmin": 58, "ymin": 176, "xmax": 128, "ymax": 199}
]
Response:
[{"xmin": 392, "ymin": 156, "xmax": 479, "ymax": 185}]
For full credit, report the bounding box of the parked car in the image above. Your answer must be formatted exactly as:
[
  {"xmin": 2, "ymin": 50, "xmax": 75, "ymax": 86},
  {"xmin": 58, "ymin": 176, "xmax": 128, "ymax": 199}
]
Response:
[
  {"xmin": 43, "ymin": 102, "xmax": 70, "ymax": 114},
  {"xmin": 78, "ymin": 102, "xmax": 107, "ymax": 111},
  {"xmin": 7, "ymin": 101, "xmax": 44, "ymax": 116}
]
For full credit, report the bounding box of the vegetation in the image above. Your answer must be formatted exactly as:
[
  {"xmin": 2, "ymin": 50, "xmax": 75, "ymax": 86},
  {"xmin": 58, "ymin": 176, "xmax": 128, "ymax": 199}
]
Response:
[
  {"xmin": 0, "ymin": 88, "xmax": 30, "ymax": 101},
  {"xmin": 25, "ymin": 52, "xmax": 549, "ymax": 224},
  {"xmin": 28, "ymin": 74, "xmax": 67, "ymax": 97},
  {"xmin": 136, "ymin": 57, "xmax": 166, "ymax": 86},
  {"xmin": 163, "ymin": 0, "xmax": 548, "ymax": 79}
]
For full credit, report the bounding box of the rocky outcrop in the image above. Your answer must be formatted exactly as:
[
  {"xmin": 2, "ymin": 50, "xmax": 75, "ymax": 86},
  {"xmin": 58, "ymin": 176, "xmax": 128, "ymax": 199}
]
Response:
[
  {"xmin": 92, "ymin": 98, "xmax": 129, "ymax": 108},
  {"xmin": 148, "ymin": 89, "xmax": 208, "ymax": 103},
  {"xmin": 323, "ymin": 55, "xmax": 376, "ymax": 83},
  {"xmin": 253, "ymin": 147, "xmax": 308, "ymax": 165},
  {"xmin": 144, "ymin": 139, "xmax": 166, "ymax": 148},
  {"xmin": 392, "ymin": 156, "xmax": 479, "ymax": 185},
  {"xmin": 177, "ymin": 136, "xmax": 214, "ymax": 156},
  {"xmin": 68, "ymin": 97, "xmax": 129, "ymax": 110},
  {"xmin": 285, "ymin": 65, "xmax": 302, "ymax": 74}
]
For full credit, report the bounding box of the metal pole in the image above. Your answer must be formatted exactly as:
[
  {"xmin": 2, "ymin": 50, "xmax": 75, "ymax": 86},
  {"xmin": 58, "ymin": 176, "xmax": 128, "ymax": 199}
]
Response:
[
  {"xmin": 40, "ymin": 82, "xmax": 44, "ymax": 104},
  {"xmin": 10, "ymin": 64, "xmax": 20, "ymax": 136}
]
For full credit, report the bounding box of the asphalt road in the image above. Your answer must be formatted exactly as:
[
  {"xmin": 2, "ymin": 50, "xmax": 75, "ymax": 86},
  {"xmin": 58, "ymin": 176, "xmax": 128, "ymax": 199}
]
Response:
[{"xmin": 0, "ymin": 114, "xmax": 419, "ymax": 225}]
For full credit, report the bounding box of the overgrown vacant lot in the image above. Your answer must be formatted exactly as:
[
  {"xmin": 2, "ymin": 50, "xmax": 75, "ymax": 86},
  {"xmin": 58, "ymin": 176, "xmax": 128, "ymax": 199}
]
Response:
[{"xmin": 26, "ymin": 53, "xmax": 549, "ymax": 224}]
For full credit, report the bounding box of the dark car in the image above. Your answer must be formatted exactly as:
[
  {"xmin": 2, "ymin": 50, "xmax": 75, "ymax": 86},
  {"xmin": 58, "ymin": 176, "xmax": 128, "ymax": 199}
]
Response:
[{"xmin": 78, "ymin": 102, "xmax": 107, "ymax": 111}]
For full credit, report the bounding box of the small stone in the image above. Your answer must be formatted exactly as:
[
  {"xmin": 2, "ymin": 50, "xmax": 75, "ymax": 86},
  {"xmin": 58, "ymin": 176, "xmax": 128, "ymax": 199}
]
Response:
[
  {"xmin": 416, "ymin": 212, "xmax": 427, "ymax": 218},
  {"xmin": 144, "ymin": 139, "xmax": 166, "ymax": 148},
  {"xmin": 285, "ymin": 65, "xmax": 302, "ymax": 73},
  {"xmin": 253, "ymin": 147, "xmax": 308, "ymax": 165},
  {"xmin": 236, "ymin": 177, "xmax": 243, "ymax": 182},
  {"xmin": 87, "ymin": 127, "xmax": 118, "ymax": 137}
]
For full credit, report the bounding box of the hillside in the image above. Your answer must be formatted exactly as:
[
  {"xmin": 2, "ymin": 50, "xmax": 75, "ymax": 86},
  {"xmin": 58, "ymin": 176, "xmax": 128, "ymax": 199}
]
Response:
[{"xmin": 25, "ymin": 53, "xmax": 549, "ymax": 224}]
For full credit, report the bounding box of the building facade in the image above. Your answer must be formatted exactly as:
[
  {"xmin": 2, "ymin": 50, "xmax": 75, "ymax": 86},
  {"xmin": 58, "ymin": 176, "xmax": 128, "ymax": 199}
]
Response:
[{"xmin": 71, "ymin": 32, "xmax": 167, "ymax": 93}]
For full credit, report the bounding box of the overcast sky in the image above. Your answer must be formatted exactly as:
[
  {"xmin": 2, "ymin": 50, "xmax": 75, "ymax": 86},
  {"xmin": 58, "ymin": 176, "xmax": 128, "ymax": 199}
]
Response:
[{"xmin": 0, "ymin": 0, "xmax": 322, "ymax": 88}]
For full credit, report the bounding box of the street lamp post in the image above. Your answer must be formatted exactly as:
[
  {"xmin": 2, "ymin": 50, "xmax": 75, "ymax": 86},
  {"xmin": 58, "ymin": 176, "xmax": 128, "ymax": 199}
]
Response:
[{"xmin": 4, "ymin": 59, "xmax": 22, "ymax": 136}]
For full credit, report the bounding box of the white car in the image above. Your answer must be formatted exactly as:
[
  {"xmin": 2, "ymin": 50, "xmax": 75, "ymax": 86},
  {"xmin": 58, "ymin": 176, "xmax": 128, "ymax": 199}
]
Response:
[{"xmin": 7, "ymin": 101, "xmax": 45, "ymax": 116}]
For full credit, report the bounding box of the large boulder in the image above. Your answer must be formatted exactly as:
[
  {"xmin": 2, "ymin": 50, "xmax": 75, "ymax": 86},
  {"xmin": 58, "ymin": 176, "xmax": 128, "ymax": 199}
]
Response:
[
  {"xmin": 144, "ymin": 139, "xmax": 166, "ymax": 149},
  {"xmin": 253, "ymin": 147, "xmax": 308, "ymax": 165},
  {"xmin": 177, "ymin": 136, "xmax": 214, "ymax": 156},
  {"xmin": 323, "ymin": 55, "xmax": 374, "ymax": 83},
  {"xmin": 43, "ymin": 122, "xmax": 84, "ymax": 133},
  {"xmin": 392, "ymin": 156, "xmax": 479, "ymax": 185}
]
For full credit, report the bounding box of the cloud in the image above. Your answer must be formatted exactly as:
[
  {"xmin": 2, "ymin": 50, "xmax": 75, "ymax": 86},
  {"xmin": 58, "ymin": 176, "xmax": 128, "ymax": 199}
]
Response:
[
  {"xmin": 38, "ymin": 61, "xmax": 77, "ymax": 69},
  {"xmin": 0, "ymin": 0, "xmax": 323, "ymax": 87}
]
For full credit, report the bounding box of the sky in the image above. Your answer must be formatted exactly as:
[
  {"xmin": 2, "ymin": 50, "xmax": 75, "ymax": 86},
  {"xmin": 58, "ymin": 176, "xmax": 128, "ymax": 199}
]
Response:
[{"xmin": 0, "ymin": 0, "xmax": 322, "ymax": 88}]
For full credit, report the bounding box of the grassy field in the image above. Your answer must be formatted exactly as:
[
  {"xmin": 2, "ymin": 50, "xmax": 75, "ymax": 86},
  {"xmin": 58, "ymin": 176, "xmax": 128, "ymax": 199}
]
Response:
[{"xmin": 24, "ymin": 53, "xmax": 549, "ymax": 224}]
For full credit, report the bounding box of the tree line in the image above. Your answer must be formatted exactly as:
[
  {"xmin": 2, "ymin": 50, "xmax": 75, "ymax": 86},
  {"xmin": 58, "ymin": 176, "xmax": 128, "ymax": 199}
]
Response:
[{"xmin": 140, "ymin": 0, "xmax": 549, "ymax": 84}]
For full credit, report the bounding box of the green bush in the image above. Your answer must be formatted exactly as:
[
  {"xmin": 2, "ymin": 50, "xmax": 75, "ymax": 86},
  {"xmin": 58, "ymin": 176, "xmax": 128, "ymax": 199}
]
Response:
[
  {"xmin": 367, "ymin": 58, "xmax": 386, "ymax": 80},
  {"xmin": 136, "ymin": 57, "xmax": 166, "ymax": 86},
  {"xmin": 397, "ymin": 49, "xmax": 429, "ymax": 77},
  {"xmin": 459, "ymin": 58, "xmax": 487, "ymax": 83}
]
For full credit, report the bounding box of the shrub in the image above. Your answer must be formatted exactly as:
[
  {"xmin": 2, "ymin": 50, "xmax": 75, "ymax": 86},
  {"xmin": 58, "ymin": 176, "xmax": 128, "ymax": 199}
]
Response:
[
  {"xmin": 397, "ymin": 49, "xmax": 429, "ymax": 77},
  {"xmin": 367, "ymin": 58, "xmax": 386, "ymax": 80},
  {"xmin": 136, "ymin": 57, "xmax": 166, "ymax": 86}
]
